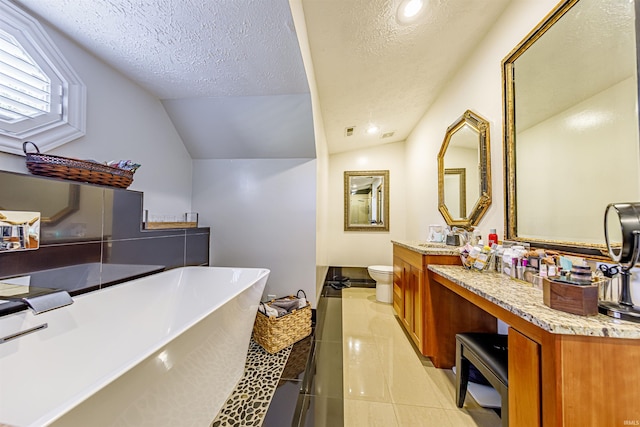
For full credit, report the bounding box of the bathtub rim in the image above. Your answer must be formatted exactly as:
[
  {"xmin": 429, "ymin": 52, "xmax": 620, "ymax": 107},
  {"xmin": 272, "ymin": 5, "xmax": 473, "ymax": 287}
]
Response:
[{"xmin": 0, "ymin": 265, "xmax": 270, "ymax": 427}]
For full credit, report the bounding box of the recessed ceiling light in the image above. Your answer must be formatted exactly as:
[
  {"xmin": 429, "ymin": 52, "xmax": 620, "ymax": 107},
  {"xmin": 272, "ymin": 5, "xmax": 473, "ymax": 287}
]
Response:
[
  {"xmin": 366, "ymin": 125, "xmax": 379, "ymax": 134},
  {"xmin": 397, "ymin": 0, "xmax": 425, "ymax": 24}
]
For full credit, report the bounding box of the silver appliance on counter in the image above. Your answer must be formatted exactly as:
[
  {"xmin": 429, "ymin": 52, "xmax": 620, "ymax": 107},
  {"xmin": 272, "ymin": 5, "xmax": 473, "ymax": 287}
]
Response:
[{"xmin": 599, "ymin": 203, "xmax": 640, "ymax": 322}]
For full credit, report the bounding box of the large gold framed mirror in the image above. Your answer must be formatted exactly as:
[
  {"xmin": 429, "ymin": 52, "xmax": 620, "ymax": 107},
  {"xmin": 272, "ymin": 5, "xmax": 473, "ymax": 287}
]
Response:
[
  {"xmin": 503, "ymin": 0, "xmax": 639, "ymax": 255},
  {"xmin": 438, "ymin": 110, "xmax": 491, "ymax": 229},
  {"xmin": 344, "ymin": 170, "xmax": 389, "ymax": 231}
]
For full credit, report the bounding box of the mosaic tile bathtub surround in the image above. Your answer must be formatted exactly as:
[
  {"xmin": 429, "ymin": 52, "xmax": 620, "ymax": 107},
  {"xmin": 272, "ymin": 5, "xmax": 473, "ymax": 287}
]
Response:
[{"xmin": 211, "ymin": 340, "xmax": 292, "ymax": 427}]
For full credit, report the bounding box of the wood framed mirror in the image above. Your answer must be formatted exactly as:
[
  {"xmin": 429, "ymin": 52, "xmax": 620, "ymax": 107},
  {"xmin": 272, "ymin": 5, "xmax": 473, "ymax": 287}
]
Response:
[
  {"xmin": 437, "ymin": 110, "xmax": 491, "ymax": 229},
  {"xmin": 344, "ymin": 170, "xmax": 389, "ymax": 231},
  {"xmin": 503, "ymin": 0, "xmax": 638, "ymax": 255}
]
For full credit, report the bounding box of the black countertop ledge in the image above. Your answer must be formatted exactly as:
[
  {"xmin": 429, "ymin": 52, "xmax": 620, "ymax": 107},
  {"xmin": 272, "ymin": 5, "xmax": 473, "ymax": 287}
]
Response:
[{"xmin": 0, "ymin": 263, "xmax": 165, "ymax": 317}]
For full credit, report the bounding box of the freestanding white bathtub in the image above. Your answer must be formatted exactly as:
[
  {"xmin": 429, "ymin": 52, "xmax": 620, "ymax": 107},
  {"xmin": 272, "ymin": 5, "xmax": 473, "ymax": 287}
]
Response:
[{"xmin": 0, "ymin": 266, "xmax": 269, "ymax": 427}]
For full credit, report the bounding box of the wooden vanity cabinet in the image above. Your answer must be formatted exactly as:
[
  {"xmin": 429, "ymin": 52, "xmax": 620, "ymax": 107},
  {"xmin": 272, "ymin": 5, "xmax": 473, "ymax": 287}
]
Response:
[
  {"xmin": 430, "ymin": 269, "xmax": 640, "ymax": 426},
  {"xmin": 508, "ymin": 328, "xmax": 541, "ymax": 427},
  {"xmin": 393, "ymin": 248, "xmax": 424, "ymax": 349},
  {"xmin": 392, "ymin": 244, "xmax": 460, "ymax": 355}
]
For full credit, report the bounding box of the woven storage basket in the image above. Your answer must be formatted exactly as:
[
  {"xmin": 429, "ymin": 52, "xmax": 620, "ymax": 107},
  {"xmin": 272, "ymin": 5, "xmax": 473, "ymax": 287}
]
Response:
[
  {"xmin": 23, "ymin": 141, "xmax": 134, "ymax": 189},
  {"xmin": 253, "ymin": 290, "xmax": 312, "ymax": 354}
]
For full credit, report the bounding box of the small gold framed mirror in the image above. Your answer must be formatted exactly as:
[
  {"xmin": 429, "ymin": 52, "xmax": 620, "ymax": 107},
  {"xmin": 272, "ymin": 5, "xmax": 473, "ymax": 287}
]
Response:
[
  {"xmin": 437, "ymin": 110, "xmax": 491, "ymax": 229},
  {"xmin": 344, "ymin": 170, "xmax": 389, "ymax": 232}
]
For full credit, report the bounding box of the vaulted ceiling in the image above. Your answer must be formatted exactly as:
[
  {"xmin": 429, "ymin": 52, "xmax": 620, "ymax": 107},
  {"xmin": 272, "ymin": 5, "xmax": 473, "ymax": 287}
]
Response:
[{"xmin": 14, "ymin": 0, "xmax": 511, "ymax": 159}]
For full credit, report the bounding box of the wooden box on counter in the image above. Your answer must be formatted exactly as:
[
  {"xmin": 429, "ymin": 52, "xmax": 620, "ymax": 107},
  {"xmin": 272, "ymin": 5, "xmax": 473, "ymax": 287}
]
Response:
[{"xmin": 542, "ymin": 277, "xmax": 598, "ymax": 316}]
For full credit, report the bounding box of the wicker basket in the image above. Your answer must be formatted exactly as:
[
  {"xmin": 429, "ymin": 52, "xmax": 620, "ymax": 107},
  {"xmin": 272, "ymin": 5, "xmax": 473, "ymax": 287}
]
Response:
[
  {"xmin": 23, "ymin": 141, "xmax": 134, "ymax": 189},
  {"xmin": 253, "ymin": 290, "xmax": 312, "ymax": 354}
]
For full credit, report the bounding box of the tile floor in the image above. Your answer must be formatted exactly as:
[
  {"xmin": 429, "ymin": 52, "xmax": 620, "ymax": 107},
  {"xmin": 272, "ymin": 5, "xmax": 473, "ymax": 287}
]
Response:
[
  {"xmin": 262, "ymin": 284, "xmax": 344, "ymax": 427},
  {"xmin": 341, "ymin": 287, "xmax": 502, "ymax": 427}
]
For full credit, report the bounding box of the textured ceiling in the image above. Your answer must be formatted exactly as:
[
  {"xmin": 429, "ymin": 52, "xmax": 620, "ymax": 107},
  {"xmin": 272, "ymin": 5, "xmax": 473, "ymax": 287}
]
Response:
[
  {"xmin": 14, "ymin": 0, "xmax": 513, "ymax": 158},
  {"xmin": 302, "ymin": 0, "xmax": 511, "ymax": 154},
  {"xmin": 15, "ymin": 0, "xmax": 314, "ymax": 159},
  {"xmin": 16, "ymin": 0, "xmax": 309, "ymax": 99}
]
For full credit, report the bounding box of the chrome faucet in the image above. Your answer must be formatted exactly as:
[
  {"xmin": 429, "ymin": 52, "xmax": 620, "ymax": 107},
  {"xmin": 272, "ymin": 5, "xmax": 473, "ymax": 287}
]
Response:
[{"xmin": 0, "ymin": 282, "xmax": 73, "ymax": 314}]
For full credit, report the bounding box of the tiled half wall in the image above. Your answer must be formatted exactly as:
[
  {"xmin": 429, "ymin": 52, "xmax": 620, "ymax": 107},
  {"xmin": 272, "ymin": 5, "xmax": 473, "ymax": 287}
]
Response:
[{"xmin": 0, "ymin": 170, "xmax": 209, "ymax": 314}]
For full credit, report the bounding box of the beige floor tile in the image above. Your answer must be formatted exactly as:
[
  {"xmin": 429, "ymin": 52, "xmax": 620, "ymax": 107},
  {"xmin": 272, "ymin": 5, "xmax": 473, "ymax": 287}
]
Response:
[
  {"xmin": 343, "ymin": 399, "xmax": 399, "ymax": 427},
  {"xmin": 373, "ymin": 324, "xmax": 419, "ymax": 362},
  {"xmin": 371, "ymin": 328, "xmax": 447, "ymax": 408},
  {"xmin": 343, "ymin": 336, "xmax": 392, "ymax": 402},
  {"xmin": 365, "ymin": 299, "xmax": 395, "ymax": 316},
  {"xmin": 342, "ymin": 285, "xmax": 503, "ymax": 425},
  {"xmin": 385, "ymin": 363, "xmax": 448, "ymax": 408},
  {"xmin": 343, "ymin": 334, "xmax": 379, "ymax": 363},
  {"xmin": 342, "ymin": 313, "xmax": 375, "ymax": 337},
  {"xmin": 445, "ymin": 407, "xmax": 502, "ymax": 427},
  {"xmin": 393, "ymin": 404, "xmax": 455, "ymax": 427},
  {"xmin": 342, "ymin": 288, "xmax": 374, "ymax": 300}
]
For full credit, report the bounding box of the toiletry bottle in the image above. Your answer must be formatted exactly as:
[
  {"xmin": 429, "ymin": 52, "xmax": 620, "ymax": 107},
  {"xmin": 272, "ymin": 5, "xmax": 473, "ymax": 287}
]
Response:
[
  {"xmin": 516, "ymin": 258, "xmax": 524, "ymax": 280},
  {"xmin": 502, "ymin": 249, "xmax": 513, "ymax": 276},
  {"xmin": 523, "ymin": 259, "xmax": 536, "ymax": 283},
  {"xmin": 466, "ymin": 245, "xmax": 481, "ymax": 268},
  {"xmin": 473, "ymin": 245, "xmax": 492, "ymax": 271},
  {"xmin": 510, "ymin": 257, "xmax": 518, "ymax": 278},
  {"xmin": 488, "ymin": 229, "xmax": 498, "ymax": 246},
  {"xmin": 539, "ymin": 263, "xmax": 548, "ymax": 278},
  {"xmin": 494, "ymin": 245, "xmax": 503, "ymax": 273}
]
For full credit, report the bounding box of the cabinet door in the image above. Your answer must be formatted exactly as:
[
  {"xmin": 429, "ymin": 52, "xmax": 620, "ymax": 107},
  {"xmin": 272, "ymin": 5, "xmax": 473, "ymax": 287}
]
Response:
[
  {"xmin": 402, "ymin": 260, "xmax": 413, "ymax": 332},
  {"xmin": 409, "ymin": 264, "xmax": 423, "ymax": 348},
  {"xmin": 509, "ymin": 328, "xmax": 541, "ymax": 427},
  {"xmin": 392, "ymin": 257, "xmax": 403, "ymax": 317}
]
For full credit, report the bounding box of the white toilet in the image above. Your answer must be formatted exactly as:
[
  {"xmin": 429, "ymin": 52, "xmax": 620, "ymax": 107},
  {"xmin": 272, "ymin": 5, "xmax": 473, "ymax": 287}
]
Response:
[{"xmin": 367, "ymin": 265, "xmax": 393, "ymax": 303}]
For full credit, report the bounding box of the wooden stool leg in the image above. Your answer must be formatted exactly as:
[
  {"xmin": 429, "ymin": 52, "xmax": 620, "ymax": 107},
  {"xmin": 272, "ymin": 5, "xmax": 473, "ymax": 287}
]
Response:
[
  {"xmin": 455, "ymin": 341, "xmax": 470, "ymax": 408},
  {"xmin": 500, "ymin": 386, "xmax": 509, "ymax": 427}
]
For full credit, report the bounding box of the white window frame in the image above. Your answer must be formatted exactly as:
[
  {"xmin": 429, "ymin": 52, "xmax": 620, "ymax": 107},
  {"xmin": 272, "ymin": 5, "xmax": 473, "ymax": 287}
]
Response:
[{"xmin": 0, "ymin": 1, "xmax": 86, "ymax": 155}]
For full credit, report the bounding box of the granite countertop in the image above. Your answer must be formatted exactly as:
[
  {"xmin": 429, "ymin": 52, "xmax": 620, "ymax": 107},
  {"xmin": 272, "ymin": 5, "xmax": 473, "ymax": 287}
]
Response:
[
  {"xmin": 392, "ymin": 239, "xmax": 460, "ymax": 256},
  {"xmin": 428, "ymin": 265, "xmax": 640, "ymax": 339}
]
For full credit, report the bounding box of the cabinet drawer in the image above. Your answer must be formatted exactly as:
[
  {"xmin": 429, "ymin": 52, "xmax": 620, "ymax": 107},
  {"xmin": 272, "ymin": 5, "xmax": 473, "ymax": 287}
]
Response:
[{"xmin": 393, "ymin": 245, "xmax": 423, "ymax": 269}]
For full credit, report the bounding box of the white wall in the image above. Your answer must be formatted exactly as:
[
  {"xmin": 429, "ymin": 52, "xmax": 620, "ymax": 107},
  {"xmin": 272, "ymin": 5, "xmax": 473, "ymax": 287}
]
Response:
[
  {"xmin": 327, "ymin": 141, "xmax": 406, "ymax": 266},
  {"xmin": 404, "ymin": 0, "xmax": 560, "ymax": 243},
  {"xmin": 0, "ymin": 16, "xmax": 193, "ymax": 214},
  {"xmin": 192, "ymin": 158, "xmax": 317, "ymax": 305},
  {"xmin": 290, "ymin": 0, "xmax": 330, "ymax": 297}
]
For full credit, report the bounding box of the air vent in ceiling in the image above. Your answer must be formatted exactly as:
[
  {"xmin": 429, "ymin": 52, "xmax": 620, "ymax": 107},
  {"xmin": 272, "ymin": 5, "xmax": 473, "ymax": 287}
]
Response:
[
  {"xmin": 381, "ymin": 131, "xmax": 395, "ymax": 139},
  {"xmin": 345, "ymin": 126, "xmax": 355, "ymax": 137}
]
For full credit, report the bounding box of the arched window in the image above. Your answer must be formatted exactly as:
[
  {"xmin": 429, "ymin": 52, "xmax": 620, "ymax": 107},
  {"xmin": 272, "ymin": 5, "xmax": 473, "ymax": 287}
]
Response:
[{"xmin": 0, "ymin": 1, "xmax": 85, "ymax": 155}]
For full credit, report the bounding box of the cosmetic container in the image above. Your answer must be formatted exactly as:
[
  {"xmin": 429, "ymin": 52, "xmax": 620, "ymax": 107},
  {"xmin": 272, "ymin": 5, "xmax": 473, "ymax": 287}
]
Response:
[{"xmin": 488, "ymin": 229, "xmax": 498, "ymax": 246}]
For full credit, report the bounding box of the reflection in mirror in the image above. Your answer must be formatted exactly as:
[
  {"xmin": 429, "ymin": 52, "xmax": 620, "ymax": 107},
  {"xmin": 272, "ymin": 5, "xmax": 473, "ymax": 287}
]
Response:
[
  {"xmin": 0, "ymin": 210, "xmax": 40, "ymax": 251},
  {"xmin": 438, "ymin": 110, "xmax": 491, "ymax": 229},
  {"xmin": 344, "ymin": 170, "xmax": 389, "ymax": 231},
  {"xmin": 444, "ymin": 169, "xmax": 466, "ymax": 219},
  {"xmin": 605, "ymin": 205, "xmax": 623, "ymax": 261},
  {"xmin": 503, "ymin": 0, "xmax": 639, "ymax": 253},
  {"xmin": 0, "ymin": 174, "xmax": 79, "ymax": 225}
]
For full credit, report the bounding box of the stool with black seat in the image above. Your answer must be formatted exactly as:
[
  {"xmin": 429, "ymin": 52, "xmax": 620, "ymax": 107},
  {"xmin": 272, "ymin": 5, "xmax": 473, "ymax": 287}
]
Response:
[{"xmin": 455, "ymin": 332, "xmax": 509, "ymax": 427}]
